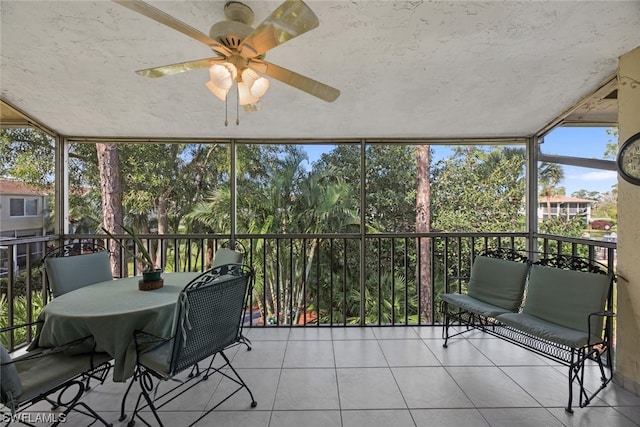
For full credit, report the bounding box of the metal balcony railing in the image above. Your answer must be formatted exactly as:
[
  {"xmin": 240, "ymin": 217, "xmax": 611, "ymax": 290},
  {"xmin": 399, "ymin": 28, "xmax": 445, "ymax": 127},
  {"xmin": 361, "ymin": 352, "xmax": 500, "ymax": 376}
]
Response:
[{"xmin": 0, "ymin": 232, "xmax": 617, "ymax": 352}]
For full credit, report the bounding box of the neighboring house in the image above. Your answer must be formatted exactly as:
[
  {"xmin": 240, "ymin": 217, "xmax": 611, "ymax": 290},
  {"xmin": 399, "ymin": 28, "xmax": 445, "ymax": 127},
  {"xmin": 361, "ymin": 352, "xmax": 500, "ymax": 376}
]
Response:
[
  {"xmin": 537, "ymin": 196, "xmax": 593, "ymax": 223},
  {"xmin": 0, "ymin": 179, "xmax": 49, "ymax": 276}
]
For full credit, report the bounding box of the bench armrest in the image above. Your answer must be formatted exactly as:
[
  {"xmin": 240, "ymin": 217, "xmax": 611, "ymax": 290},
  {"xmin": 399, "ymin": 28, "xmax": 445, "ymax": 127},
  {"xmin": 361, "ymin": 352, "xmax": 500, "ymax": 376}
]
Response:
[
  {"xmin": 446, "ymin": 275, "xmax": 470, "ymax": 293},
  {"xmin": 587, "ymin": 310, "xmax": 616, "ymax": 346}
]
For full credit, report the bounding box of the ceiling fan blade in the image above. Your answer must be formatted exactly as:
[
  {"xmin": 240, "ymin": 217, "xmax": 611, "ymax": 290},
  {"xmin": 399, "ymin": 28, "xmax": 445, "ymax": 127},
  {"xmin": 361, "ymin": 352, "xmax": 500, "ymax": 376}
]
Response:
[
  {"xmin": 113, "ymin": 0, "xmax": 231, "ymax": 57},
  {"xmin": 249, "ymin": 60, "xmax": 339, "ymax": 103},
  {"xmin": 238, "ymin": 0, "xmax": 319, "ymax": 58},
  {"xmin": 135, "ymin": 58, "xmax": 225, "ymax": 78}
]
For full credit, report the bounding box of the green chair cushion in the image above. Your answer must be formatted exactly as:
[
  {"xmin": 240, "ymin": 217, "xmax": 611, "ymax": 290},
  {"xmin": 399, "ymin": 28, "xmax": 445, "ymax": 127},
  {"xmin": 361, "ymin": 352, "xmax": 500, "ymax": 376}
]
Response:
[
  {"xmin": 3, "ymin": 347, "xmax": 111, "ymax": 405},
  {"xmin": 496, "ymin": 312, "xmax": 599, "ymax": 348},
  {"xmin": 466, "ymin": 256, "xmax": 529, "ymax": 311},
  {"xmin": 45, "ymin": 251, "xmax": 113, "ymax": 297},
  {"xmin": 138, "ymin": 340, "xmax": 173, "ymax": 378},
  {"xmin": 1, "ymin": 344, "xmax": 22, "ymax": 404},
  {"xmin": 441, "ymin": 293, "xmax": 512, "ymax": 317},
  {"xmin": 212, "ymin": 248, "xmax": 243, "ymax": 268},
  {"xmin": 523, "ymin": 264, "xmax": 611, "ymax": 335}
]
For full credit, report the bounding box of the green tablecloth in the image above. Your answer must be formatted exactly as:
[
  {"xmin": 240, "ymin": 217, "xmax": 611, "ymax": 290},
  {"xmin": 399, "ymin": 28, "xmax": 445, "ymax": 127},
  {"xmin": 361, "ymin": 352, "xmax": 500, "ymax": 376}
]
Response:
[{"xmin": 34, "ymin": 272, "xmax": 200, "ymax": 382}]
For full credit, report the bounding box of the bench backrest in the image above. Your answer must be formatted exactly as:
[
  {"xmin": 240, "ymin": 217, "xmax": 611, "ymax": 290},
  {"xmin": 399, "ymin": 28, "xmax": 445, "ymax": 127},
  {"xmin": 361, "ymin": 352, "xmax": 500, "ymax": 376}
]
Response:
[
  {"xmin": 467, "ymin": 255, "xmax": 529, "ymax": 311},
  {"xmin": 523, "ymin": 264, "xmax": 611, "ymax": 335}
]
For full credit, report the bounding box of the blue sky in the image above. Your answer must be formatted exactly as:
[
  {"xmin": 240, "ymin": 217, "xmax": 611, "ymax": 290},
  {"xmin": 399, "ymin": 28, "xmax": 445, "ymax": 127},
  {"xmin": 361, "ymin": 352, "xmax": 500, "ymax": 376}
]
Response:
[
  {"xmin": 541, "ymin": 127, "xmax": 617, "ymax": 195},
  {"xmin": 301, "ymin": 127, "xmax": 618, "ymax": 196}
]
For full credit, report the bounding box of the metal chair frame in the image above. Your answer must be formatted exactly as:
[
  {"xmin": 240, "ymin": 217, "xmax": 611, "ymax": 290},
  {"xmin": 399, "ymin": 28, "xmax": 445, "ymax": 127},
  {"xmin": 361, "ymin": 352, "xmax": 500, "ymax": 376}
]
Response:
[
  {"xmin": 120, "ymin": 264, "xmax": 257, "ymax": 427},
  {"xmin": 1, "ymin": 323, "xmax": 113, "ymax": 427}
]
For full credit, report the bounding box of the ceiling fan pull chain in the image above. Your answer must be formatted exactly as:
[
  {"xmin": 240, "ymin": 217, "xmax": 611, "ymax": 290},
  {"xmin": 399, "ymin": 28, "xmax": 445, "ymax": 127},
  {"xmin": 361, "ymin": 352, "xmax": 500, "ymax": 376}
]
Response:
[
  {"xmin": 236, "ymin": 83, "xmax": 240, "ymax": 126},
  {"xmin": 224, "ymin": 95, "xmax": 229, "ymax": 127}
]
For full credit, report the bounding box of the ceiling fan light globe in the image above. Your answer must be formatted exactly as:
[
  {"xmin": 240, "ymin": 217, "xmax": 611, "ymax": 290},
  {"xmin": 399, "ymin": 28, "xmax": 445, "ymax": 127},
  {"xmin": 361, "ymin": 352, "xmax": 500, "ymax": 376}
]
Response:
[
  {"xmin": 237, "ymin": 80, "xmax": 260, "ymax": 105},
  {"xmin": 241, "ymin": 68, "xmax": 269, "ymax": 98},
  {"xmin": 205, "ymin": 80, "xmax": 229, "ymax": 101},
  {"xmin": 250, "ymin": 77, "xmax": 269, "ymax": 98},
  {"xmin": 209, "ymin": 63, "xmax": 237, "ymax": 90}
]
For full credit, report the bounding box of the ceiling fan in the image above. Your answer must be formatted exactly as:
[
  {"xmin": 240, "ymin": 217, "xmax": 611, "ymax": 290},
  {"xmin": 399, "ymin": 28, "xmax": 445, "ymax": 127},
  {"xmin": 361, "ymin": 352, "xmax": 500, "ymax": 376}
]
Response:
[{"xmin": 113, "ymin": 0, "xmax": 340, "ymax": 124}]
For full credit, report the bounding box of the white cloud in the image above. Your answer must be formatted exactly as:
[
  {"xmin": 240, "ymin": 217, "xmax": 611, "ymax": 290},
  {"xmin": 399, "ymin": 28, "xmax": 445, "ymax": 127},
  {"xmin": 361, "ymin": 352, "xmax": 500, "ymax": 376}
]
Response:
[{"xmin": 568, "ymin": 170, "xmax": 617, "ymax": 182}]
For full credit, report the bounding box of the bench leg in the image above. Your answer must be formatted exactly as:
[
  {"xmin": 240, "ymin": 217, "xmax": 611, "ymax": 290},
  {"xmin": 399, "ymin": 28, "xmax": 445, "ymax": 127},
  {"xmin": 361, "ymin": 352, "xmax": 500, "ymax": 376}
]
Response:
[
  {"xmin": 566, "ymin": 367, "xmax": 576, "ymax": 413},
  {"xmin": 579, "ymin": 345, "xmax": 613, "ymax": 409},
  {"xmin": 442, "ymin": 302, "xmax": 450, "ymax": 348},
  {"xmin": 567, "ymin": 347, "xmax": 593, "ymax": 413}
]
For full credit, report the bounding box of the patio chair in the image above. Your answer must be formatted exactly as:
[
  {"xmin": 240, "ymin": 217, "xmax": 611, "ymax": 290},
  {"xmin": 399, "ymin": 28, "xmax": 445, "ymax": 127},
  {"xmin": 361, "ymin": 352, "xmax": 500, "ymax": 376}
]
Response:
[
  {"xmin": 1, "ymin": 324, "xmax": 113, "ymax": 427},
  {"xmin": 43, "ymin": 242, "xmax": 112, "ymax": 298},
  {"xmin": 212, "ymin": 241, "xmax": 253, "ymax": 350},
  {"xmin": 121, "ymin": 264, "xmax": 257, "ymax": 427}
]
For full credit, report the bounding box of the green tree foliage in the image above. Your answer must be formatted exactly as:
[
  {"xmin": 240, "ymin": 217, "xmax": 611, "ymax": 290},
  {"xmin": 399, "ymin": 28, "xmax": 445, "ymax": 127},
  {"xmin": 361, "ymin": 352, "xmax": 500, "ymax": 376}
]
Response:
[
  {"xmin": 431, "ymin": 146, "xmax": 526, "ymax": 232},
  {"xmin": 0, "ymin": 292, "xmax": 44, "ymax": 348},
  {"xmin": 4, "ymin": 130, "xmax": 598, "ymax": 327},
  {"xmin": 538, "ymin": 162, "xmax": 565, "ymax": 220},
  {"xmin": 0, "ymin": 128, "xmax": 54, "ymax": 186},
  {"xmin": 571, "ymin": 189, "xmax": 600, "ymax": 199},
  {"xmin": 604, "ymin": 127, "xmax": 618, "ymax": 160}
]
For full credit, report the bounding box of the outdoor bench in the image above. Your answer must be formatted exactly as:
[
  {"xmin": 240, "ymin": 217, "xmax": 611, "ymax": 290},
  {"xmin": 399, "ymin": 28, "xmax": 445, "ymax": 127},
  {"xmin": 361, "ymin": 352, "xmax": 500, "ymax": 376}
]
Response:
[{"xmin": 440, "ymin": 248, "xmax": 615, "ymax": 413}]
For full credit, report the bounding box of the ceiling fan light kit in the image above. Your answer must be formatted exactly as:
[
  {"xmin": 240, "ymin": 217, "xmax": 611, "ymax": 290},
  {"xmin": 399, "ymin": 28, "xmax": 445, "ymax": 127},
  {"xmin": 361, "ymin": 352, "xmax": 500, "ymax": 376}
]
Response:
[{"xmin": 113, "ymin": 0, "xmax": 340, "ymax": 125}]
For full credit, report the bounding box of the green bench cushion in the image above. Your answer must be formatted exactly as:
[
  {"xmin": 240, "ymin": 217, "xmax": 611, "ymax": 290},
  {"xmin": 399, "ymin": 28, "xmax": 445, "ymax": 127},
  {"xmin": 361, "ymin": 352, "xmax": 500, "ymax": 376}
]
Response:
[
  {"xmin": 440, "ymin": 293, "xmax": 512, "ymax": 318},
  {"xmin": 496, "ymin": 312, "xmax": 600, "ymax": 348},
  {"xmin": 466, "ymin": 256, "xmax": 529, "ymax": 311},
  {"xmin": 522, "ymin": 264, "xmax": 610, "ymax": 337}
]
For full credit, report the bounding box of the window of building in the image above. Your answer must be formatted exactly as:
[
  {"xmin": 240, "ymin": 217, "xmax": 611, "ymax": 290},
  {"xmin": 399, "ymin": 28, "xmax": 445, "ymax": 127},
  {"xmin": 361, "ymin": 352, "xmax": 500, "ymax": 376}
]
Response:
[{"xmin": 9, "ymin": 198, "xmax": 39, "ymax": 217}]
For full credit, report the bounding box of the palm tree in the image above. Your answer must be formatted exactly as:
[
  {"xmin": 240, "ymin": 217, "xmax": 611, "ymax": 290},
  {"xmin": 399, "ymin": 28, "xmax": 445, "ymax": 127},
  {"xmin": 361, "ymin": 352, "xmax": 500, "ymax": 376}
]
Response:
[{"xmin": 539, "ymin": 162, "xmax": 565, "ymax": 219}]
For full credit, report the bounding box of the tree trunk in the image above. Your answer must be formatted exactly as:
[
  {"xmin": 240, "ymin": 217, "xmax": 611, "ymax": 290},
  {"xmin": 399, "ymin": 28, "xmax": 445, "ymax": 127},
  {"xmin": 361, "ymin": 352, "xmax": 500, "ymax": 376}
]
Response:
[
  {"xmin": 97, "ymin": 143, "xmax": 124, "ymax": 278},
  {"xmin": 416, "ymin": 145, "xmax": 432, "ymax": 323}
]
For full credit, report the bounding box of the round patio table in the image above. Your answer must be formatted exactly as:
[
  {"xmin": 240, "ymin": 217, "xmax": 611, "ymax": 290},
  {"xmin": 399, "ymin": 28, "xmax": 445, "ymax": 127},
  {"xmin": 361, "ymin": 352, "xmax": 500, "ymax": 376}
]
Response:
[{"xmin": 33, "ymin": 272, "xmax": 201, "ymax": 382}]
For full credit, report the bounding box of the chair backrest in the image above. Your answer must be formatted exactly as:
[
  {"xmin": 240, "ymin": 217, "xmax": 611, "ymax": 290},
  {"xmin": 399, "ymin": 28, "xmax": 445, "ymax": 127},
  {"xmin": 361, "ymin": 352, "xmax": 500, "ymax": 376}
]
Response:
[
  {"xmin": 167, "ymin": 264, "xmax": 253, "ymax": 376},
  {"xmin": 212, "ymin": 240, "xmax": 245, "ymax": 268},
  {"xmin": 44, "ymin": 243, "xmax": 112, "ymax": 297}
]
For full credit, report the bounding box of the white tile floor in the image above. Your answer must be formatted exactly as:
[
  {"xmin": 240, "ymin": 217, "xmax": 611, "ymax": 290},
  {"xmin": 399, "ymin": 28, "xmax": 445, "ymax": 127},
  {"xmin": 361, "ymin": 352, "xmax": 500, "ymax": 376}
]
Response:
[{"xmin": 12, "ymin": 326, "xmax": 640, "ymax": 426}]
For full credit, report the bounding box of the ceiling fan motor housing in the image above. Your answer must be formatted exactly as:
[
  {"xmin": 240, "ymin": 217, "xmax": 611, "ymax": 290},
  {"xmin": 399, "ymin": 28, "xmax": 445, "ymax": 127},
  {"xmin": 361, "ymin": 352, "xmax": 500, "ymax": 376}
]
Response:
[
  {"xmin": 224, "ymin": 1, "xmax": 254, "ymax": 26},
  {"xmin": 209, "ymin": 20, "xmax": 254, "ymax": 50}
]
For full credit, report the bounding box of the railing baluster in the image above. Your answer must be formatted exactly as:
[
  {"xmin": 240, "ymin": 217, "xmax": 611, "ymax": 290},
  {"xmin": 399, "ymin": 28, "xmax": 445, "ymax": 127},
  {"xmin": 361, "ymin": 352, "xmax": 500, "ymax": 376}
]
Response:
[{"xmin": 0, "ymin": 232, "xmax": 617, "ymax": 350}]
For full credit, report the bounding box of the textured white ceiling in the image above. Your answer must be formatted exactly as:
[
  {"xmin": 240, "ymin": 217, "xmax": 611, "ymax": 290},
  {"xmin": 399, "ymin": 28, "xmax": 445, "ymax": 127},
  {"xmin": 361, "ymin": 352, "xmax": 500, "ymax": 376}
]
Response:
[{"xmin": 1, "ymin": 1, "xmax": 639, "ymax": 139}]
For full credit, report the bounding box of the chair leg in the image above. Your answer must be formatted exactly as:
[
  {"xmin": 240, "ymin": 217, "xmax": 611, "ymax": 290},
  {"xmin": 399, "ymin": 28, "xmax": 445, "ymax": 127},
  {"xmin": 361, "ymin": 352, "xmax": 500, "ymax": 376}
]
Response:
[
  {"xmin": 220, "ymin": 351, "xmax": 256, "ymax": 407},
  {"xmin": 128, "ymin": 368, "xmax": 164, "ymax": 427},
  {"xmin": 83, "ymin": 361, "xmax": 112, "ymax": 391},
  {"xmin": 48, "ymin": 379, "xmax": 113, "ymax": 427},
  {"xmin": 119, "ymin": 375, "xmax": 137, "ymax": 422},
  {"xmin": 71, "ymin": 402, "xmax": 114, "ymax": 427},
  {"xmin": 239, "ymin": 333, "xmax": 252, "ymax": 351}
]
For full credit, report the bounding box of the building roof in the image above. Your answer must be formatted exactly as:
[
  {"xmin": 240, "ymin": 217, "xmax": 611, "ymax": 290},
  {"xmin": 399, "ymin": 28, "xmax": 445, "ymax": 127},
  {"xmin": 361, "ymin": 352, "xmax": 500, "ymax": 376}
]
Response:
[
  {"xmin": 538, "ymin": 196, "xmax": 594, "ymax": 204},
  {"xmin": 0, "ymin": 179, "xmax": 49, "ymax": 196}
]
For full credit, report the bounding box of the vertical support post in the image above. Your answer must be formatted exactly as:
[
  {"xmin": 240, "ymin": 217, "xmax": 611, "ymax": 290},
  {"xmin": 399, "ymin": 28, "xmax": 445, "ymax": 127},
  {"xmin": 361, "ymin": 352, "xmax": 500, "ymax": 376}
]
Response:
[
  {"xmin": 359, "ymin": 138, "xmax": 366, "ymax": 326},
  {"xmin": 54, "ymin": 135, "xmax": 70, "ymax": 236},
  {"xmin": 230, "ymin": 139, "xmax": 237, "ymax": 244},
  {"xmin": 526, "ymin": 135, "xmax": 539, "ymax": 258}
]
